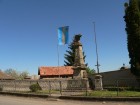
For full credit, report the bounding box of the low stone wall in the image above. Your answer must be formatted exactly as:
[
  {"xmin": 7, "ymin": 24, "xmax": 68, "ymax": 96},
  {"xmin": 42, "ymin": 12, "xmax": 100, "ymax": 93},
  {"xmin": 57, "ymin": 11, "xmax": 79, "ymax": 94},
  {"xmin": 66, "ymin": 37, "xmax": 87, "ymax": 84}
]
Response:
[
  {"xmin": 0, "ymin": 79, "xmax": 88, "ymax": 92},
  {"xmin": 89, "ymin": 70, "xmax": 139, "ymax": 88}
]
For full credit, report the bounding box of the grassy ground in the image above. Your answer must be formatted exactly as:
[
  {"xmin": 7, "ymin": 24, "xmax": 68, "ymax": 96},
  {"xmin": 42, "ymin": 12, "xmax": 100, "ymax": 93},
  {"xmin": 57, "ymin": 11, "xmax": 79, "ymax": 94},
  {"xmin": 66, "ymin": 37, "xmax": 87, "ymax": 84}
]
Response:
[
  {"xmin": 86, "ymin": 90, "xmax": 140, "ymax": 97},
  {"xmin": 35, "ymin": 90, "xmax": 140, "ymax": 97},
  {"xmin": 2, "ymin": 90, "xmax": 140, "ymax": 97},
  {"xmin": 37, "ymin": 90, "xmax": 60, "ymax": 94}
]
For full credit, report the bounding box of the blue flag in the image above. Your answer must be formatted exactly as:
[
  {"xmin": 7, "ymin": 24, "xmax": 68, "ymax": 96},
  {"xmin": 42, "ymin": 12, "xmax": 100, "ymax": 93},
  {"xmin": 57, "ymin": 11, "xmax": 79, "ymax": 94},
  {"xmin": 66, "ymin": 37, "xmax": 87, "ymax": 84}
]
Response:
[{"xmin": 58, "ymin": 26, "xmax": 69, "ymax": 45}]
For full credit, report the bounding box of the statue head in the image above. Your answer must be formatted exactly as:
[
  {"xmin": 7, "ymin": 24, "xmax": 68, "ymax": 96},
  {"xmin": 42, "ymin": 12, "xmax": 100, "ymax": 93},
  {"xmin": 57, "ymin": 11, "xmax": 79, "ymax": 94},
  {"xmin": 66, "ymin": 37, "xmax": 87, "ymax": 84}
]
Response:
[{"xmin": 74, "ymin": 34, "xmax": 82, "ymax": 42}]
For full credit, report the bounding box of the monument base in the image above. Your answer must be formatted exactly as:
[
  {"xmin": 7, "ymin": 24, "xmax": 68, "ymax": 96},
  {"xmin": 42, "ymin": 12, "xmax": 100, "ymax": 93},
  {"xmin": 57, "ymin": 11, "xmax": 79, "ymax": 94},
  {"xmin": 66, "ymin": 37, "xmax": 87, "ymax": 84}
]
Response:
[
  {"xmin": 66, "ymin": 78, "xmax": 89, "ymax": 91},
  {"xmin": 95, "ymin": 75, "xmax": 103, "ymax": 90},
  {"xmin": 73, "ymin": 70, "xmax": 87, "ymax": 79},
  {"xmin": 73, "ymin": 66, "xmax": 87, "ymax": 79}
]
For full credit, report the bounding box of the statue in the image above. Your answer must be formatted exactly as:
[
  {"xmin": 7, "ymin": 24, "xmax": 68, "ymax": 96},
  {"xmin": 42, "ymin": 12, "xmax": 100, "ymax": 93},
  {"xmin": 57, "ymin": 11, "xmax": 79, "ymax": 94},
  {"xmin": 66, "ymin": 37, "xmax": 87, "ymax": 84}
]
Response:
[{"xmin": 74, "ymin": 34, "xmax": 81, "ymax": 43}]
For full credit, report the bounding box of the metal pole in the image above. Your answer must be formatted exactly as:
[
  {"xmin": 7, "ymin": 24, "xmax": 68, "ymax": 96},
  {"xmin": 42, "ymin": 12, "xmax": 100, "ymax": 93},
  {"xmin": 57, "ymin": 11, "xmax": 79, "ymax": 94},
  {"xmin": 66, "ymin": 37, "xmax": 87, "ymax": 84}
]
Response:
[
  {"xmin": 59, "ymin": 81, "xmax": 62, "ymax": 95},
  {"xmin": 49, "ymin": 81, "xmax": 51, "ymax": 96},
  {"xmin": 93, "ymin": 22, "xmax": 100, "ymax": 74},
  {"xmin": 117, "ymin": 80, "xmax": 119, "ymax": 96},
  {"xmin": 14, "ymin": 80, "xmax": 16, "ymax": 92},
  {"xmin": 57, "ymin": 44, "xmax": 60, "ymax": 78}
]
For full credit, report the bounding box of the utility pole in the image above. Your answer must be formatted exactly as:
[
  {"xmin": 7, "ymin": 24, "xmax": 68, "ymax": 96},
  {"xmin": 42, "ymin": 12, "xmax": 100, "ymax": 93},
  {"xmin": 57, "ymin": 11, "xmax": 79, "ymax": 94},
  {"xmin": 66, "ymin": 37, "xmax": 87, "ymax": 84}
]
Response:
[{"xmin": 93, "ymin": 22, "xmax": 100, "ymax": 74}]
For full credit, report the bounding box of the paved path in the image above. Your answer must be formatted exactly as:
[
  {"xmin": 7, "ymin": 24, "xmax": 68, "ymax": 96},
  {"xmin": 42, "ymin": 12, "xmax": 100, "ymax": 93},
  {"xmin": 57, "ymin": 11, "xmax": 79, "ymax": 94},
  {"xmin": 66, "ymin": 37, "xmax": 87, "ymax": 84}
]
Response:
[{"xmin": 0, "ymin": 95, "xmax": 140, "ymax": 105}]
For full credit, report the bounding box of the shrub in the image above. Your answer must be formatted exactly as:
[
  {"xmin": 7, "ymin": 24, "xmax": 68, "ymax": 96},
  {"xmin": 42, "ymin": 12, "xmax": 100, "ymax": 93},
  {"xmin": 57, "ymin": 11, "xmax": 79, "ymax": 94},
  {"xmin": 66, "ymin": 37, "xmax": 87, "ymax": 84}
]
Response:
[{"xmin": 29, "ymin": 83, "xmax": 42, "ymax": 92}]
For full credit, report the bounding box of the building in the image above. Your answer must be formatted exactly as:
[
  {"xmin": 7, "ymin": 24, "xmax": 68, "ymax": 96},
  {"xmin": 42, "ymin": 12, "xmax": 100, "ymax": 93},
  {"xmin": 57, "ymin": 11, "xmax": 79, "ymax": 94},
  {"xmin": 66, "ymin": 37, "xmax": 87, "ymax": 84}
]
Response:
[
  {"xmin": 0, "ymin": 71, "xmax": 14, "ymax": 80},
  {"xmin": 38, "ymin": 66, "xmax": 73, "ymax": 79}
]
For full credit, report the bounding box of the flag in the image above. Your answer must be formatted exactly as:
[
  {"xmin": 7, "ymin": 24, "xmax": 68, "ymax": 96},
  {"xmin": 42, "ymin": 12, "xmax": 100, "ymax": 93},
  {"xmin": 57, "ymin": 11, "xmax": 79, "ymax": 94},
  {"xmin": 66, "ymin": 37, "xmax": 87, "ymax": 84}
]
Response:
[{"xmin": 58, "ymin": 26, "xmax": 69, "ymax": 45}]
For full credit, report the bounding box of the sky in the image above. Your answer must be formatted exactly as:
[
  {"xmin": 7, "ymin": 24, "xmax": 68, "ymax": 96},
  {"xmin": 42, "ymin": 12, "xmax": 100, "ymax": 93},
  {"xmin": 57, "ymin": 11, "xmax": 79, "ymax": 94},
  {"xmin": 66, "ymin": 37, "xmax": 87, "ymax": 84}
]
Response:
[{"xmin": 0, "ymin": 0, "xmax": 129, "ymax": 75}]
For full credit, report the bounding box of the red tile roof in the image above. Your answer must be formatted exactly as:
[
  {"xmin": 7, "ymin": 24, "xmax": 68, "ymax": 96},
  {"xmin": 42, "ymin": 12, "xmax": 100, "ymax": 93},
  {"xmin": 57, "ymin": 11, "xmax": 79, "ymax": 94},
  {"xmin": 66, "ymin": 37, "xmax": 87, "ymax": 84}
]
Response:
[{"xmin": 38, "ymin": 66, "xmax": 73, "ymax": 76}]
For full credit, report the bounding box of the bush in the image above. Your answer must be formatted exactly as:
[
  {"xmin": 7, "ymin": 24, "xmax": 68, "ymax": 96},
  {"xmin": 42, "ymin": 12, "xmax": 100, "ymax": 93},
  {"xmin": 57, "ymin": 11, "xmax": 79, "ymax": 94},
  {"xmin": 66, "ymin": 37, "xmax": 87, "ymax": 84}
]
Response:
[{"xmin": 29, "ymin": 83, "xmax": 42, "ymax": 92}]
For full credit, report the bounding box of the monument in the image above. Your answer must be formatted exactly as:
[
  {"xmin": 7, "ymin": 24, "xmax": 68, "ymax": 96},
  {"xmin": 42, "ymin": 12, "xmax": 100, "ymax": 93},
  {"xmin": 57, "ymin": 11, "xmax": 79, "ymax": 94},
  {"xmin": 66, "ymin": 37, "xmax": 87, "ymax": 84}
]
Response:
[
  {"xmin": 72, "ymin": 34, "xmax": 87, "ymax": 79},
  {"xmin": 66, "ymin": 34, "xmax": 89, "ymax": 91}
]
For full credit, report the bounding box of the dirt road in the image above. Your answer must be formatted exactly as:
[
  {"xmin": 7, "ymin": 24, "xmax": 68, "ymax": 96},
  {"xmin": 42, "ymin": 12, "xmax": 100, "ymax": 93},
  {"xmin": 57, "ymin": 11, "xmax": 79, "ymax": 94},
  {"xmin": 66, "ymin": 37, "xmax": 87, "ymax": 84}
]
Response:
[{"xmin": 0, "ymin": 95, "xmax": 140, "ymax": 105}]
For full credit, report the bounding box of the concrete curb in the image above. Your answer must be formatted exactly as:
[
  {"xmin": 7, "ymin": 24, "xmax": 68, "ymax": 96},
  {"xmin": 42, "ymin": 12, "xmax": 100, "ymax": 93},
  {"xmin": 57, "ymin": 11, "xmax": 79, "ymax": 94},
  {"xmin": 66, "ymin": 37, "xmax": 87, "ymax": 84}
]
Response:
[
  {"xmin": 0, "ymin": 92, "xmax": 140, "ymax": 101},
  {"xmin": 0, "ymin": 92, "xmax": 49, "ymax": 98},
  {"xmin": 59, "ymin": 96, "xmax": 140, "ymax": 101}
]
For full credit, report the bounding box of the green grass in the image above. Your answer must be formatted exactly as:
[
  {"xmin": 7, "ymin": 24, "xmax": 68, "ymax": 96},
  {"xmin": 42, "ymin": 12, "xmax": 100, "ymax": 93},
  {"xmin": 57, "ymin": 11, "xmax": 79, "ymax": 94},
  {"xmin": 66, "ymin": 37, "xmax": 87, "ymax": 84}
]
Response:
[
  {"xmin": 86, "ymin": 90, "xmax": 140, "ymax": 97},
  {"xmin": 7, "ymin": 90, "xmax": 140, "ymax": 97},
  {"xmin": 118, "ymin": 91, "xmax": 140, "ymax": 97},
  {"xmin": 15, "ymin": 90, "xmax": 60, "ymax": 95},
  {"xmin": 36, "ymin": 90, "xmax": 60, "ymax": 94}
]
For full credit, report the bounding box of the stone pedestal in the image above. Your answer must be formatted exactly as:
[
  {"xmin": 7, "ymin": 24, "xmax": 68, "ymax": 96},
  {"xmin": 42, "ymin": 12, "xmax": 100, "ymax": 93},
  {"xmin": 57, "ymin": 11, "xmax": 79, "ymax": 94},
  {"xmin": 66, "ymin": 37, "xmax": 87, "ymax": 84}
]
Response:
[
  {"xmin": 73, "ymin": 67, "xmax": 87, "ymax": 79},
  {"xmin": 66, "ymin": 78, "xmax": 88, "ymax": 90},
  {"xmin": 95, "ymin": 75, "xmax": 103, "ymax": 90}
]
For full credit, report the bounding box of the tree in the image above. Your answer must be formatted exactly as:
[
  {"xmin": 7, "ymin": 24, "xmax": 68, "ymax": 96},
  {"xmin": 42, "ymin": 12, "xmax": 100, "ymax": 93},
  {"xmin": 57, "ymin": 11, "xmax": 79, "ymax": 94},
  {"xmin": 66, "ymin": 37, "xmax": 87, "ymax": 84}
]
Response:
[
  {"xmin": 4, "ymin": 69, "xmax": 29, "ymax": 80},
  {"xmin": 64, "ymin": 39, "xmax": 75, "ymax": 66},
  {"xmin": 86, "ymin": 67, "xmax": 96, "ymax": 75},
  {"xmin": 64, "ymin": 38, "xmax": 87, "ymax": 66},
  {"xmin": 4, "ymin": 69, "xmax": 19, "ymax": 79},
  {"xmin": 19, "ymin": 71, "xmax": 29, "ymax": 80},
  {"xmin": 124, "ymin": 0, "xmax": 140, "ymax": 76}
]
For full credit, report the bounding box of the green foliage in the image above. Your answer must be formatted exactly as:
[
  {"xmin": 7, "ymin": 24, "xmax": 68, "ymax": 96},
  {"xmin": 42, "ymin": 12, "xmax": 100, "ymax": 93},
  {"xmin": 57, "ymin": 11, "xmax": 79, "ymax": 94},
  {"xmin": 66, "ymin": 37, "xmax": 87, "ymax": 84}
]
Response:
[
  {"xmin": 86, "ymin": 67, "xmax": 95, "ymax": 75},
  {"xmin": 64, "ymin": 41, "xmax": 75, "ymax": 66},
  {"xmin": 29, "ymin": 83, "xmax": 42, "ymax": 92},
  {"xmin": 64, "ymin": 36, "xmax": 88, "ymax": 66},
  {"xmin": 124, "ymin": 0, "xmax": 140, "ymax": 76}
]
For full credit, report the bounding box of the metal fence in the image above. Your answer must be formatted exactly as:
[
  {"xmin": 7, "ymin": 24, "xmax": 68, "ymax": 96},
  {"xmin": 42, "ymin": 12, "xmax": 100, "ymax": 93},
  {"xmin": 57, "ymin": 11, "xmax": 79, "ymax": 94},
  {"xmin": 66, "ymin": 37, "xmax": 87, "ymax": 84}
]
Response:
[
  {"xmin": 0, "ymin": 79, "xmax": 140, "ymax": 97},
  {"xmin": 0, "ymin": 79, "xmax": 88, "ymax": 96},
  {"xmin": 94, "ymin": 78, "xmax": 140, "ymax": 97}
]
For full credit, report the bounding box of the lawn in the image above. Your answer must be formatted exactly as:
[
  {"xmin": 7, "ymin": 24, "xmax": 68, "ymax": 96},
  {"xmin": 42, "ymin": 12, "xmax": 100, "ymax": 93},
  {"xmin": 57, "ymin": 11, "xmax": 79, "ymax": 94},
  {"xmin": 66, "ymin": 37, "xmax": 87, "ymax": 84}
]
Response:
[
  {"xmin": 2, "ymin": 90, "xmax": 140, "ymax": 97},
  {"xmin": 86, "ymin": 90, "xmax": 140, "ymax": 97}
]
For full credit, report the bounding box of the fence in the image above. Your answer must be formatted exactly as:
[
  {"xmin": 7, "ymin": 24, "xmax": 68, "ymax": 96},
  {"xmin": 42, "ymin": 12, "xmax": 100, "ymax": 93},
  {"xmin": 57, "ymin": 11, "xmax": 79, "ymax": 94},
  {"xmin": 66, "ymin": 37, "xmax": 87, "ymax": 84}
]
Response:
[
  {"xmin": 91, "ymin": 78, "xmax": 140, "ymax": 97},
  {"xmin": 0, "ymin": 79, "xmax": 88, "ymax": 96},
  {"xmin": 0, "ymin": 79, "xmax": 140, "ymax": 97}
]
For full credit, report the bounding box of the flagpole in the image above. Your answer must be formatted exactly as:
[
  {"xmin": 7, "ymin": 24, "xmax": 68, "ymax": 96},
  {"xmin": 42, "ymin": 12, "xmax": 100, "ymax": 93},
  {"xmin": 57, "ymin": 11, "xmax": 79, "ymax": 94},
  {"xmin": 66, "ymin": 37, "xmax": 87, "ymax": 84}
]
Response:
[
  {"xmin": 57, "ymin": 43, "xmax": 60, "ymax": 78},
  {"xmin": 57, "ymin": 26, "xmax": 69, "ymax": 78},
  {"xmin": 57, "ymin": 27, "xmax": 60, "ymax": 78},
  {"xmin": 93, "ymin": 22, "xmax": 100, "ymax": 74}
]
